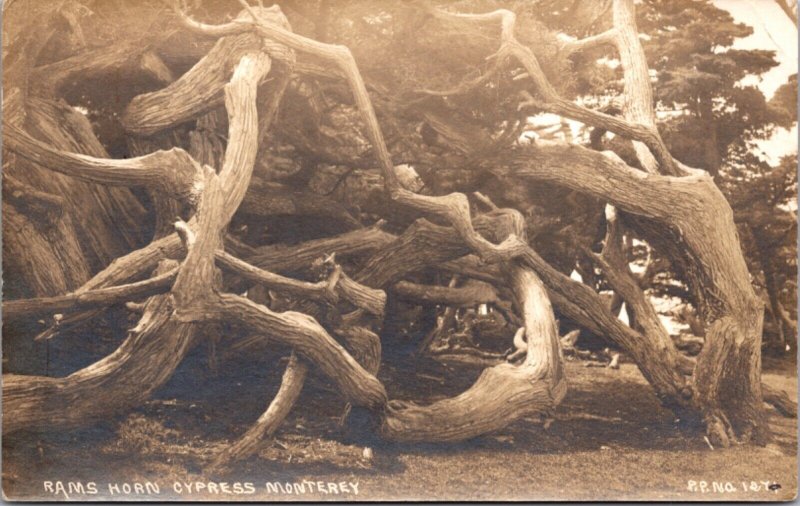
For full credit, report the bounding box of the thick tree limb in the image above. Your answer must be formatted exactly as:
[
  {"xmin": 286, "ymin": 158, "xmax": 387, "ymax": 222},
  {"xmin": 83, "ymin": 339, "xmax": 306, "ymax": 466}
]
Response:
[
  {"xmin": 216, "ymin": 293, "xmax": 387, "ymax": 408},
  {"xmin": 612, "ymin": 0, "xmax": 660, "ymax": 173},
  {"xmin": 3, "ymin": 261, "xmax": 197, "ymax": 434},
  {"xmin": 5, "ymin": 123, "xmax": 205, "ymax": 201},
  {"xmin": 562, "ymin": 29, "xmax": 618, "ymax": 56},
  {"xmin": 122, "ymin": 30, "xmax": 264, "ymax": 136},
  {"xmin": 508, "ymin": 140, "xmax": 768, "ymax": 443},
  {"xmin": 171, "ymin": 51, "xmax": 272, "ymax": 319},
  {"xmin": 3, "ymin": 184, "xmax": 91, "ymax": 297},
  {"xmin": 3, "ymin": 269, "xmax": 178, "ymax": 324},
  {"xmin": 245, "ymin": 225, "xmax": 395, "ymax": 276},
  {"xmin": 352, "ymin": 202, "xmax": 688, "ymax": 407},
  {"xmin": 589, "ymin": 206, "xmax": 694, "ymax": 375},
  {"xmin": 381, "ymin": 263, "xmax": 566, "ymax": 442},
  {"xmin": 394, "ymin": 279, "xmax": 499, "ymax": 307},
  {"xmin": 6, "ymin": 94, "xmax": 148, "ymax": 290},
  {"xmin": 217, "ymin": 251, "xmax": 338, "ymax": 302},
  {"xmin": 210, "ymin": 353, "xmax": 308, "ymax": 470},
  {"xmin": 440, "ymin": 255, "xmax": 505, "ymax": 285},
  {"xmin": 763, "ymin": 385, "xmax": 797, "ymax": 418}
]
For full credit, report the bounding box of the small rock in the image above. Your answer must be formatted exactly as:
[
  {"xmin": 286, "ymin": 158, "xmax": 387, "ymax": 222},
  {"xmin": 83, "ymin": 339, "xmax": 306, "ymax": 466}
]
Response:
[{"xmin": 362, "ymin": 447, "xmax": 373, "ymax": 460}]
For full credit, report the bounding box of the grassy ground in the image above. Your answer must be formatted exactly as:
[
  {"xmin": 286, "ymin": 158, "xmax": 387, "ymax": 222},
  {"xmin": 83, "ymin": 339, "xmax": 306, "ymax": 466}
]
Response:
[{"xmin": 2, "ymin": 344, "xmax": 796, "ymax": 502}]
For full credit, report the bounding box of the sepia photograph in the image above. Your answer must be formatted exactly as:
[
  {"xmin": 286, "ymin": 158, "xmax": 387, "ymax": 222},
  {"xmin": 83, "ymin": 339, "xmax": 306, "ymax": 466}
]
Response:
[{"xmin": 1, "ymin": 0, "xmax": 797, "ymax": 501}]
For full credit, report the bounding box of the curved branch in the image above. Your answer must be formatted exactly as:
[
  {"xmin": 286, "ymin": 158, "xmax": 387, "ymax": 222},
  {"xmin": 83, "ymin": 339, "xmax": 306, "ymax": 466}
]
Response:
[
  {"xmin": 5, "ymin": 123, "xmax": 204, "ymax": 200},
  {"xmin": 171, "ymin": 51, "xmax": 272, "ymax": 316},
  {"xmin": 588, "ymin": 206, "xmax": 695, "ymax": 375},
  {"xmin": 356, "ymin": 210, "xmax": 522, "ymax": 288},
  {"xmin": 216, "ymin": 293, "xmax": 387, "ymax": 408},
  {"xmin": 122, "ymin": 31, "xmax": 263, "ymax": 136},
  {"xmin": 425, "ymin": 5, "xmax": 681, "ymax": 176},
  {"xmin": 561, "ymin": 29, "xmax": 618, "ymax": 56},
  {"xmin": 612, "ymin": 0, "xmax": 660, "ymax": 173},
  {"xmin": 243, "ymin": 224, "xmax": 395, "ymax": 279},
  {"xmin": 3, "ymin": 261, "xmax": 196, "ymax": 434},
  {"xmin": 381, "ymin": 264, "xmax": 566, "ymax": 442},
  {"xmin": 216, "ymin": 251, "xmax": 386, "ymax": 316},
  {"xmin": 210, "ymin": 353, "xmax": 308, "ymax": 470},
  {"xmin": 3, "ymin": 268, "xmax": 178, "ymax": 324}
]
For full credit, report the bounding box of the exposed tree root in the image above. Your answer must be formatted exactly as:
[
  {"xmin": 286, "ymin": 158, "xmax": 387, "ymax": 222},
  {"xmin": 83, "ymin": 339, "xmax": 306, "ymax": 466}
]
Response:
[
  {"xmin": 3, "ymin": 261, "xmax": 196, "ymax": 434},
  {"xmin": 210, "ymin": 353, "xmax": 308, "ymax": 471},
  {"xmin": 763, "ymin": 385, "xmax": 798, "ymax": 418},
  {"xmin": 382, "ymin": 264, "xmax": 566, "ymax": 442}
]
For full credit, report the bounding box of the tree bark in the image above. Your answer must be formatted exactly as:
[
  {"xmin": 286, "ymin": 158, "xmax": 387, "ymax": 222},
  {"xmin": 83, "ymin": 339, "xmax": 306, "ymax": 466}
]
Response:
[
  {"xmin": 3, "ymin": 261, "xmax": 196, "ymax": 434},
  {"xmin": 381, "ymin": 263, "xmax": 566, "ymax": 442},
  {"xmin": 509, "ymin": 142, "xmax": 768, "ymax": 444}
]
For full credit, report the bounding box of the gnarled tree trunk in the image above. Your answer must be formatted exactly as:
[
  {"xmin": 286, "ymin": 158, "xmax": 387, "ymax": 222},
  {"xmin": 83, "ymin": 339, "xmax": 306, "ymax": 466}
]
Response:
[{"xmin": 2, "ymin": 0, "xmax": 784, "ymax": 467}]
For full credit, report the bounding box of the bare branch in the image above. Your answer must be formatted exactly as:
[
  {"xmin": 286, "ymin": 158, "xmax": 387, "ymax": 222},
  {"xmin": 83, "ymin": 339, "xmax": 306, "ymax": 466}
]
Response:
[
  {"xmin": 210, "ymin": 353, "xmax": 308, "ymax": 470},
  {"xmin": 4, "ymin": 269, "xmax": 178, "ymax": 323},
  {"xmin": 561, "ymin": 29, "xmax": 618, "ymax": 56},
  {"xmin": 216, "ymin": 251, "xmax": 386, "ymax": 316},
  {"xmin": 5, "ymin": 123, "xmax": 205, "ymax": 200},
  {"xmin": 425, "ymin": 6, "xmax": 682, "ymax": 175},
  {"xmin": 763, "ymin": 384, "xmax": 797, "ymax": 418},
  {"xmin": 394, "ymin": 280, "xmax": 499, "ymax": 307},
  {"xmin": 122, "ymin": 31, "xmax": 265, "ymax": 136},
  {"xmin": 216, "ymin": 292, "xmax": 387, "ymax": 407}
]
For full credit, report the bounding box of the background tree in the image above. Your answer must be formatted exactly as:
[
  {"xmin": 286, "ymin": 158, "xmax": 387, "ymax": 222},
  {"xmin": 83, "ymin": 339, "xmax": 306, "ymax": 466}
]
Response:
[
  {"xmin": 538, "ymin": 0, "xmax": 798, "ymax": 353},
  {"xmin": 638, "ymin": 1, "xmax": 797, "ymax": 352}
]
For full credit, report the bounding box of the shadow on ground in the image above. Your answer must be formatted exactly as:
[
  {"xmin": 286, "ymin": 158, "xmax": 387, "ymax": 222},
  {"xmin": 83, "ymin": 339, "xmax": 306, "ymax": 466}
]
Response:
[{"xmin": 3, "ymin": 336, "xmax": 797, "ymax": 501}]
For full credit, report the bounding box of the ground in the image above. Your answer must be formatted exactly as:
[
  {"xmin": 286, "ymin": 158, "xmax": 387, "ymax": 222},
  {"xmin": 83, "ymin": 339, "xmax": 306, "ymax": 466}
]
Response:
[{"xmin": 2, "ymin": 338, "xmax": 796, "ymax": 502}]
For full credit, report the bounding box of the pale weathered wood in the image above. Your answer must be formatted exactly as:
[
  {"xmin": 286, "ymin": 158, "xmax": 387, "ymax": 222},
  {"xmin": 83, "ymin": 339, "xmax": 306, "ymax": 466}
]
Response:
[
  {"xmin": 210, "ymin": 353, "xmax": 308, "ymax": 470},
  {"xmin": 2, "ymin": 0, "xmax": 772, "ymax": 451},
  {"xmin": 3, "ymin": 261, "xmax": 196, "ymax": 434},
  {"xmin": 381, "ymin": 263, "xmax": 566, "ymax": 442},
  {"xmin": 3, "ymin": 269, "xmax": 178, "ymax": 324},
  {"xmin": 6, "ymin": 123, "xmax": 205, "ymax": 201}
]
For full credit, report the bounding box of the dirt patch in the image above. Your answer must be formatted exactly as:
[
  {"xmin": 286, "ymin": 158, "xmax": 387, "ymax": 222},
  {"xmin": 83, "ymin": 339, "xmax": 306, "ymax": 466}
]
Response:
[{"xmin": 3, "ymin": 350, "xmax": 796, "ymax": 501}]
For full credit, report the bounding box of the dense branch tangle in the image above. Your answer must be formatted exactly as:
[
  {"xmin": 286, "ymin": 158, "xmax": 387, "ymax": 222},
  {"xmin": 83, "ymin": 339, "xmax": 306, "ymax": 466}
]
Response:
[
  {"xmin": 173, "ymin": 0, "xmax": 567, "ymax": 442},
  {"xmin": 3, "ymin": 1, "xmax": 567, "ymax": 462},
  {"xmin": 420, "ymin": 1, "xmax": 682, "ymax": 177},
  {"xmin": 416, "ymin": 0, "xmax": 772, "ymax": 445},
  {"xmin": 2, "ymin": 0, "xmax": 782, "ymax": 463}
]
